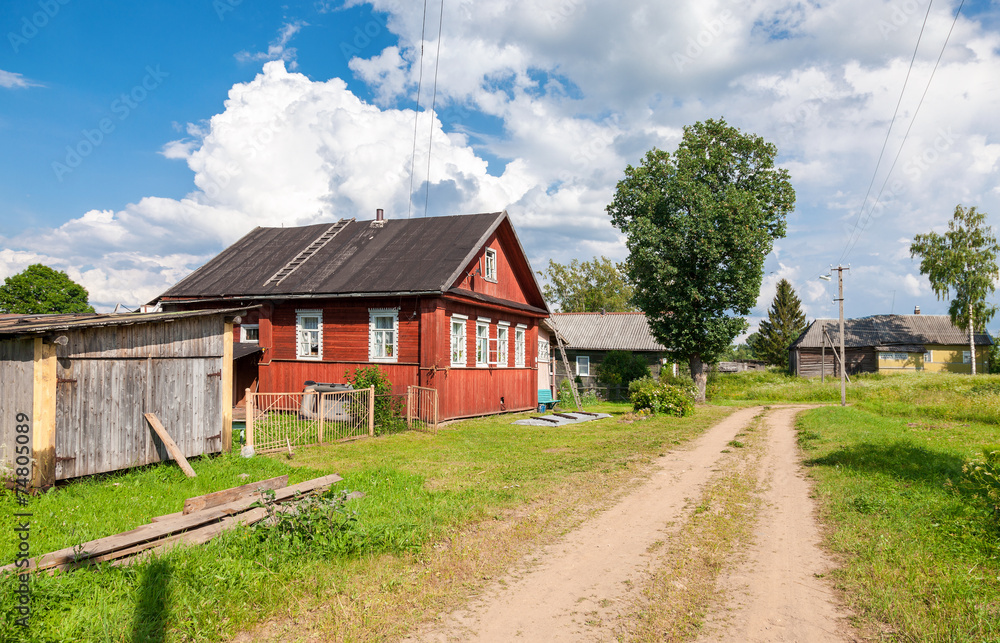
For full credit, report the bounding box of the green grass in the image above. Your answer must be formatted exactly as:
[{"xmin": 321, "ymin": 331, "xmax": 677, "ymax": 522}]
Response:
[
  {"xmin": 712, "ymin": 369, "xmax": 1000, "ymax": 642},
  {"xmin": 0, "ymin": 402, "xmax": 729, "ymax": 642}
]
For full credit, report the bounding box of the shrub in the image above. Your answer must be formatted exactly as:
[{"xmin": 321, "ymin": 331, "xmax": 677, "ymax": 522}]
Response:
[
  {"xmin": 346, "ymin": 366, "xmax": 406, "ymax": 435},
  {"xmin": 595, "ymin": 350, "xmax": 651, "ymax": 386},
  {"xmin": 628, "ymin": 376, "xmax": 695, "ymax": 417}
]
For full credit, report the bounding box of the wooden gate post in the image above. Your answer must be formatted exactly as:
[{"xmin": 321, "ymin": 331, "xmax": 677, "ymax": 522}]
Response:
[
  {"xmin": 406, "ymin": 386, "xmax": 413, "ymax": 430},
  {"xmin": 245, "ymin": 388, "xmax": 255, "ymax": 450},
  {"xmin": 368, "ymin": 385, "xmax": 375, "ymax": 437},
  {"xmin": 318, "ymin": 392, "xmax": 325, "ymax": 445}
]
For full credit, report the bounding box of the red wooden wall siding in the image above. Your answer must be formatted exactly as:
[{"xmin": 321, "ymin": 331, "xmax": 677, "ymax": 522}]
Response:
[
  {"xmin": 452, "ymin": 228, "xmax": 539, "ymax": 307},
  {"xmin": 260, "ymin": 361, "xmax": 419, "ymax": 396},
  {"xmin": 432, "ymin": 367, "xmax": 537, "ymax": 418}
]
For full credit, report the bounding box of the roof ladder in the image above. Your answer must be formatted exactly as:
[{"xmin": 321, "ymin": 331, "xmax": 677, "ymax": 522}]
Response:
[{"xmin": 263, "ymin": 218, "xmax": 354, "ymax": 287}]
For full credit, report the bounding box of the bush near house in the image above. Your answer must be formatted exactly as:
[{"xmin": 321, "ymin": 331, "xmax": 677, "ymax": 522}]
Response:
[{"xmin": 628, "ymin": 376, "xmax": 695, "ymax": 416}]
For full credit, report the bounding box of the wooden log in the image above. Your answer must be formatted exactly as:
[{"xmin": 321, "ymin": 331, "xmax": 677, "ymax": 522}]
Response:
[
  {"xmin": 0, "ymin": 473, "xmax": 342, "ymax": 575},
  {"xmin": 150, "ymin": 511, "xmax": 183, "ymax": 523},
  {"xmin": 144, "ymin": 413, "xmax": 197, "ymax": 478},
  {"xmin": 182, "ymin": 474, "xmax": 288, "ymax": 515}
]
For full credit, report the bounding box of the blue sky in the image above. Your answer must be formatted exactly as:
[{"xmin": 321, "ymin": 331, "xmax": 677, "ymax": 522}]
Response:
[{"xmin": 3, "ymin": 0, "xmax": 1000, "ymax": 337}]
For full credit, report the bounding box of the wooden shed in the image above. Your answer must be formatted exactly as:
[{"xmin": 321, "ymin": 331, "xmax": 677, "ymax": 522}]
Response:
[{"xmin": 0, "ymin": 308, "xmax": 246, "ymax": 488}]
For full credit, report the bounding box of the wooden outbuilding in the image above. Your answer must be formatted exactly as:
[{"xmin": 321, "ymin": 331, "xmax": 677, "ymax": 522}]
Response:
[
  {"xmin": 789, "ymin": 314, "xmax": 992, "ymax": 377},
  {"xmin": 0, "ymin": 308, "xmax": 246, "ymax": 488},
  {"xmin": 154, "ymin": 211, "xmax": 550, "ymax": 421}
]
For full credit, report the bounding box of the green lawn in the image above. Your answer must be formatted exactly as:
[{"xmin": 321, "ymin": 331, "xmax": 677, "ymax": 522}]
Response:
[
  {"xmin": 712, "ymin": 369, "xmax": 1000, "ymax": 642},
  {"xmin": 0, "ymin": 402, "xmax": 729, "ymax": 642}
]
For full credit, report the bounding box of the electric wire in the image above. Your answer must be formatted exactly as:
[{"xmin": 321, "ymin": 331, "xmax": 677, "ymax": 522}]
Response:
[
  {"xmin": 406, "ymin": 0, "xmax": 430, "ymax": 219},
  {"xmin": 423, "ymin": 0, "xmax": 446, "ymax": 218},
  {"xmin": 840, "ymin": 0, "xmax": 965, "ymax": 263},
  {"xmin": 837, "ymin": 0, "xmax": 935, "ymax": 266}
]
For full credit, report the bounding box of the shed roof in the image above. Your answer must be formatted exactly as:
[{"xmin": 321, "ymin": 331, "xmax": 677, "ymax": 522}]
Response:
[
  {"xmin": 158, "ymin": 211, "xmax": 522, "ymax": 300},
  {"xmin": 546, "ymin": 312, "xmax": 667, "ymax": 352},
  {"xmin": 0, "ymin": 307, "xmax": 249, "ymax": 338},
  {"xmin": 790, "ymin": 314, "xmax": 992, "ymax": 350}
]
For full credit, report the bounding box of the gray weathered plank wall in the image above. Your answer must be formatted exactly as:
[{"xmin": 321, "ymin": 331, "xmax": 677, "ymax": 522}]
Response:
[
  {"xmin": 0, "ymin": 338, "xmax": 34, "ymax": 474},
  {"xmin": 54, "ymin": 317, "xmax": 224, "ymax": 480}
]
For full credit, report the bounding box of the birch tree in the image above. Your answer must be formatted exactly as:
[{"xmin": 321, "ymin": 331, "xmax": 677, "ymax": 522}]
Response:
[{"xmin": 910, "ymin": 205, "xmax": 999, "ymax": 375}]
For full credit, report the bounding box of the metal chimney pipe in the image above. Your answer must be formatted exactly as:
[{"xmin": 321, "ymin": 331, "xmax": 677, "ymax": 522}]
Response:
[
  {"xmin": 914, "ymin": 305, "xmax": 921, "ymax": 315},
  {"xmin": 376, "ymin": 208, "xmax": 384, "ymax": 221}
]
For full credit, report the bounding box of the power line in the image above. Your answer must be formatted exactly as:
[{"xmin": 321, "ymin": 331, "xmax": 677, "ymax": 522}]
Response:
[
  {"xmin": 837, "ymin": 0, "xmax": 934, "ymax": 266},
  {"xmin": 840, "ymin": 0, "xmax": 965, "ymax": 263},
  {"xmin": 406, "ymin": 0, "xmax": 430, "ymax": 219},
  {"xmin": 423, "ymin": 0, "xmax": 446, "ymax": 218}
]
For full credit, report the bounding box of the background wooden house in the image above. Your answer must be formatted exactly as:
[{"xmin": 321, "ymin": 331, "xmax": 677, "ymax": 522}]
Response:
[
  {"xmin": 0, "ymin": 308, "xmax": 245, "ymax": 487},
  {"xmin": 789, "ymin": 313, "xmax": 992, "ymax": 377},
  {"xmin": 543, "ymin": 312, "xmax": 669, "ymax": 396},
  {"xmin": 155, "ymin": 211, "xmax": 550, "ymax": 421}
]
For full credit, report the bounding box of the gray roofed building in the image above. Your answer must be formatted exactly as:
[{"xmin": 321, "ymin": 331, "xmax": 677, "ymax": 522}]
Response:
[
  {"xmin": 546, "ymin": 312, "xmax": 666, "ymax": 351},
  {"xmin": 789, "ymin": 314, "xmax": 992, "ymax": 377}
]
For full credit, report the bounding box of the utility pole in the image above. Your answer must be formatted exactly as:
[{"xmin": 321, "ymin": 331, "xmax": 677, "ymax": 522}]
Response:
[
  {"xmin": 820, "ymin": 265, "xmax": 849, "ymax": 406},
  {"xmin": 833, "ymin": 265, "xmax": 849, "ymax": 406}
]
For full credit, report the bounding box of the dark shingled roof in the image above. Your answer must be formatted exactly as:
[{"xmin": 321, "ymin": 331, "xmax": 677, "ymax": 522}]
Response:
[
  {"xmin": 160, "ymin": 212, "xmax": 508, "ymax": 299},
  {"xmin": 790, "ymin": 315, "xmax": 992, "ymax": 350},
  {"xmin": 546, "ymin": 312, "xmax": 667, "ymax": 351}
]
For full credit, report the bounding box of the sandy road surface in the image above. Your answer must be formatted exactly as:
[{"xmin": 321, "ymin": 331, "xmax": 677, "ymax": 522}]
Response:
[{"xmin": 407, "ymin": 406, "xmax": 858, "ymax": 643}]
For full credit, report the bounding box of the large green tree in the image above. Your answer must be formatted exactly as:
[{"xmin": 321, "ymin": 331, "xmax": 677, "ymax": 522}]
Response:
[
  {"xmin": 0, "ymin": 264, "xmax": 96, "ymax": 314},
  {"xmin": 910, "ymin": 205, "xmax": 999, "ymax": 375},
  {"xmin": 607, "ymin": 118, "xmax": 795, "ymax": 401},
  {"xmin": 749, "ymin": 278, "xmax": 807, "ymax": 368},
  {"xmin": 541, "ymin": 256, "xmax": 636, "ymax": 312}
]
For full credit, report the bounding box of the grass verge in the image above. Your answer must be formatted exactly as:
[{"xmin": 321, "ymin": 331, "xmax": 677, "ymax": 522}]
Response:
[
  {"xmin": 0, "ymin": 403, "xmax": 731, "ymax": 642},
  {"xmin": 798, "ymin": 406, "xmax": 1000, "ymax": 642}
]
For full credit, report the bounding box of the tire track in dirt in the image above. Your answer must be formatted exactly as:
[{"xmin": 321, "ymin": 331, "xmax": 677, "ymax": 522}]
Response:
[
  {"xmin": 404, "ymin": 406, "xmax": 765, "ymax": 642},
  {"xmin": 695, "ymin": 406, "xmax": 859, "ymax": 643}
]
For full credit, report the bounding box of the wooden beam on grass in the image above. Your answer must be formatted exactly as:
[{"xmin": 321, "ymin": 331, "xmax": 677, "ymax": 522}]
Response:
[
  {"xmin": 0, "ymin": 473, "xmax": 343, "ymax": 575},
  {"xmin": 181, "ymin": 474, "xmax": 288, "ymax": 515},
  {"xmin": 144, "ymin": 412, "xmax": 197, "ymax": 478}
]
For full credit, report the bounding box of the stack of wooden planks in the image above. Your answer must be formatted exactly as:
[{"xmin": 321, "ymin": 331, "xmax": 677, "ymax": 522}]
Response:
[{"xmin": 2, "ymin": 473, "xmax": 342, "ymax": 575}]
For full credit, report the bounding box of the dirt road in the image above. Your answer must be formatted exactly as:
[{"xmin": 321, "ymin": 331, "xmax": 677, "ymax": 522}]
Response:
[{"xmin": 407, "ymin": 405, "xmax": 858, "ymax": 642}]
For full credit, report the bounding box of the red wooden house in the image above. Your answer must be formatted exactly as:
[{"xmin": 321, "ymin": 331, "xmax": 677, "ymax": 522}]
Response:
[{"xmin": 154, "ymin": 211, "xmax": 550, "ymax": 420}]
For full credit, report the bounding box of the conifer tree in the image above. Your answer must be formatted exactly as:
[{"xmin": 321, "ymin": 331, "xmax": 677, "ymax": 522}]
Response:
[{"xmin": 750, "ymin": 279, "xmax": 807, "ymax": 368}]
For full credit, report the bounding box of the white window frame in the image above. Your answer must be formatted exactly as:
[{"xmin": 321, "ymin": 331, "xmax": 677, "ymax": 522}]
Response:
[
  {"xmin": 240, "ymin": 324, "xmax": 259, "ymax": 344},
  {"xmin": 369, "ymin": 308, "xmax": 399, "ymax": 363},
  {"xmin": 484, "ymin": 248, "xmax": 498, "ymax": 282},
  {"xmin": 451, "ymin": 314, "xmax": 468, "ymax": 367},
  {"xmin": 963, "ymin": 350, "xmax": 972, "ymax": 364},
  {"xmin": 538, "ymin": 338, "xmax": 549, "ymax": 361},
  {"xmin": 296, "ymin": 310, "xmax": 322, "ymax": 361},
  {"xmin": 476, "ymin": 318, "xmax": 491, "ymax": 367},
  {"xmin": 497, "ymin": 322, "xmax": 510, "ymax": 368},
  {"xmin": 577, "ymin": 355, "xmax": 590, "ymax": 377},
  {"xmin": 515, "ymin": 324, "xmax": 526, "ymax": 367},
  {"xmin": 923, "ymin": 351, "xmax": 932, "ymax": 363}
]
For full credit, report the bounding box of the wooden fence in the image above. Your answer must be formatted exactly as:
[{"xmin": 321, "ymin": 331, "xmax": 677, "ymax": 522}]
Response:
[
  {"xmin": 246, "ymin": 386, "xmax": 374, "ymax": 453},
  {"xmin": 245, "ymin": 385, "xmax": 438, "ymax": 452},
  {"xmin": 407, "ymin": 386, "xmax": 439, "ymax": 431}
]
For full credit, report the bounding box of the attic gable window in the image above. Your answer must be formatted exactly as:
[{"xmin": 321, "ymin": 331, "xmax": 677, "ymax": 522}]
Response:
[
  {"xmin": 296, "ymin": 310, "xmax": 322, "ymax": 360},
  {"xmin": 484, "ymin": 248, "xmax": 498, "ymax": 282},
  {"xmin": 369, "ymin": 308, "xmax": 398, "ymax": 362}
]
